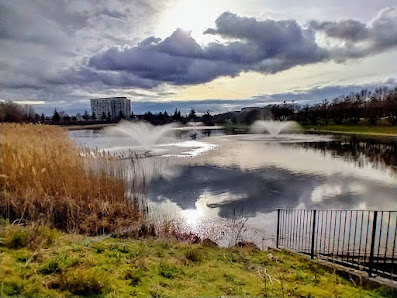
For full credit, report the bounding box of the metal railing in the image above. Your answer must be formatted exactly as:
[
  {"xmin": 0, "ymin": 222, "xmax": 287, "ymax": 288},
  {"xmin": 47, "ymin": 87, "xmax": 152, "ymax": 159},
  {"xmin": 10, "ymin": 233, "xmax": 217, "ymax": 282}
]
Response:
[{"xmin": 276, "ymin": 209, "xmax": 397, "ymax": 279}]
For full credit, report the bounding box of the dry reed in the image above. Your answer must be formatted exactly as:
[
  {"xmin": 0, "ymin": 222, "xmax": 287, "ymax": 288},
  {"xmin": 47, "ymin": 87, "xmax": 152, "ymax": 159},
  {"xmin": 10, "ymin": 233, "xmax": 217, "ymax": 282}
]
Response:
[{"xmin": 0, "ymin": 123, "xmax": 141, "ymax": 235}]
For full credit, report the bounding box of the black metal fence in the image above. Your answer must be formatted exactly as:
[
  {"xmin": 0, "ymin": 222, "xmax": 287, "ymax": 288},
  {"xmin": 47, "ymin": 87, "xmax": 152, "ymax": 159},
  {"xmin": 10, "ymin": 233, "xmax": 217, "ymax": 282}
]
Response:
[{"xmin": 276, "ymin": 209, "xmax": 397, "ymax": 279}]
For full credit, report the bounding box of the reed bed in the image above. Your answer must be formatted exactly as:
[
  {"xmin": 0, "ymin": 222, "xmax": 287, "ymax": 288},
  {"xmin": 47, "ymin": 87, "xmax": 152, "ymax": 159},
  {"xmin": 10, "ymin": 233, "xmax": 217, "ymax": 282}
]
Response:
[{"xmin": 0, "ymin": 123, "xmax": 141, "ymax": 235}]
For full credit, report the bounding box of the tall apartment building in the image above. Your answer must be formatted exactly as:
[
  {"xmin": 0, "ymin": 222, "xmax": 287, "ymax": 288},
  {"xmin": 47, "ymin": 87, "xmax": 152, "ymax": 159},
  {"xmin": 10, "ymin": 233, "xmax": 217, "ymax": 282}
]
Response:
[{"xmin": 90, "ymin": 97, "xmax": 131, "ymax": 120}]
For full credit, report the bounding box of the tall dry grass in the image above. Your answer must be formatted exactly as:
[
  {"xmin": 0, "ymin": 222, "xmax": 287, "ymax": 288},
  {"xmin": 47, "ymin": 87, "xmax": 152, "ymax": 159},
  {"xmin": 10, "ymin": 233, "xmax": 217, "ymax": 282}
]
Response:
[{"xmin": 0, "ymin": 123, "xmax": 141, "ymax": 235}]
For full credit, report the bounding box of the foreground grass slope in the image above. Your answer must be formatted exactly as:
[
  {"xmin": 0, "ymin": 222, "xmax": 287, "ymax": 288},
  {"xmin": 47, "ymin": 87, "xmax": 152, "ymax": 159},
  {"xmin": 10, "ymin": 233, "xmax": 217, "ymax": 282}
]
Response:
[{"xmin": 0, "ymin": 224, "xmax": 391, "ymax": 297}]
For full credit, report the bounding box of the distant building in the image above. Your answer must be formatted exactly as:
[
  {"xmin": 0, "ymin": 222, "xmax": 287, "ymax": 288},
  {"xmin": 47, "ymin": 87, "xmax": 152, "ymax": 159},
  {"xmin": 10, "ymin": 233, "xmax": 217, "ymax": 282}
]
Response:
[
  {"xmin": 241, "ymin": 107, "xmax": 260, "ymax": 112},
  {"xmin": 90, "ymin": 97, "xmax": 131, "ymax": 120}
]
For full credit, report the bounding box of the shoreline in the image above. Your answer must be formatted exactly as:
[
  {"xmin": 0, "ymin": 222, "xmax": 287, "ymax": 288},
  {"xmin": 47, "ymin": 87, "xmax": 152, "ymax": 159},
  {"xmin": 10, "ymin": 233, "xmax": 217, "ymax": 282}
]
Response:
[
  {"xmin": 62, "ymin": 123, "xmax": 117, "ymax": 131},
  {"xmin": 61, "ymin": 121, "xmax": 397, "ymax": 137},
  {"xmin": 304, "ymin": 128, "xmax": 397, "ymax": 137}
]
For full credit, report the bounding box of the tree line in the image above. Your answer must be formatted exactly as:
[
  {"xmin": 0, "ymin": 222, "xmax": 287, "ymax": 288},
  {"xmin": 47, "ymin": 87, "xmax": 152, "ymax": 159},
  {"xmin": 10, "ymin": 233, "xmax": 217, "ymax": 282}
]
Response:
[
  {"xmin": 213, "ymin": 86, "xmax": 397, "ymax": 126},
  {"xmin": 1, "ymin": 85, "xmax": 396, "ymax": 126}
]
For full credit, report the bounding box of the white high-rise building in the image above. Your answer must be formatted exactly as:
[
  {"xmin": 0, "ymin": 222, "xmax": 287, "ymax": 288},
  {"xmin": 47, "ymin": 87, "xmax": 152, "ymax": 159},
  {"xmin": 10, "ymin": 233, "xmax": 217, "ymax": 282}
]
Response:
[{"xmin": 90, "ymin": 97, "xmax": 131, "ymax": 120}]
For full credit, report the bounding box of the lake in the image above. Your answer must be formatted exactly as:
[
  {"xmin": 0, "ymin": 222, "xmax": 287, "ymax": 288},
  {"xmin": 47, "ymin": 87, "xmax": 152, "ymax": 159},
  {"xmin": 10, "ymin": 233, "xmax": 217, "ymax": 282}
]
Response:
[{"xmin": 69, "ymin": 125, "xmax": 397, "ymax": 248}]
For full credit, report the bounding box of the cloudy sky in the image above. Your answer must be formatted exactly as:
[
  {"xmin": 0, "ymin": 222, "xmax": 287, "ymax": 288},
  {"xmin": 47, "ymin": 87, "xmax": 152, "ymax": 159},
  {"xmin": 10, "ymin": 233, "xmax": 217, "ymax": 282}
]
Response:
[{"xmin": 1, "ymin": 0, "xmax": 396, "ymax": 115}]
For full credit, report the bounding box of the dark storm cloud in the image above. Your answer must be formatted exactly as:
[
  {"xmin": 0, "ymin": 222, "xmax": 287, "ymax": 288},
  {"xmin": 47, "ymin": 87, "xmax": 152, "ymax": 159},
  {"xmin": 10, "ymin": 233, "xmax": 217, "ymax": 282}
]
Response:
[
  {"xmin": 310, "ymin": 7, "xmax": 397, "ymax": 59},
  {"xmin": 88, "ymin": 14, "xmax": 328, "ymax": 85},
  {"xmin": 309, "ymin": 20, "xmax": 369, "ymax": 41},
  {"xmin": 204, "ymin": 12, "xmax": 328, "ymax": 71},
  {"xmin": 88, "ymin": 29, "xmax": 242, "ymax": 85},
  {"xmin": 46, "ymin": 67, "xmax": 159, "ymax": 89},
  {"xmin": 87, "ymin": 7, "xmax": 397, "ymax": 88}
]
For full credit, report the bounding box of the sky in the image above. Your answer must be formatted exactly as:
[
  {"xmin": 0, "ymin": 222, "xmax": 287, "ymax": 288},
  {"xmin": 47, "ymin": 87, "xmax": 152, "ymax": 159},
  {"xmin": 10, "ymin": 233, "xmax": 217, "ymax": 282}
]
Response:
[{"xmin": 1, "ymin": 0, "xmax": 396, "ymax": 115}]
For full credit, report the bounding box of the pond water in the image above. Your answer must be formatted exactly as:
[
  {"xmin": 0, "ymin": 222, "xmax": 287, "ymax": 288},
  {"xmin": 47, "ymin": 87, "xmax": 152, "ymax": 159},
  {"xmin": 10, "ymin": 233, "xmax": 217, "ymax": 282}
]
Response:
[{"xmin": 69, "ymin": 125, "xmax": 397, "ymax": 248}]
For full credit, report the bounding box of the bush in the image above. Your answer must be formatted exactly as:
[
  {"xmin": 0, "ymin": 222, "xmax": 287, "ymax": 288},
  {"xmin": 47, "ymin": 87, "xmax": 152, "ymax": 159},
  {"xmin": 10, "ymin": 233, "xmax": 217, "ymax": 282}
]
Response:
[
  {"xmin": 1, "ymin": 224, "xmax": 57, "ymax": 249},
  {"xmin": 124, "ymin": 269, "xmax": 143, "ymax": 286},
  {"xmin": 93, "ymin": 243, "xmax": 105, "ymax": 253},
  {"xmin": 49, "ymin": 268, "xmax": 108, "ymax": 295},
  {"xmin": 159, "ymin": 263, "xmax": 180, "ymax": 279},
  {"xmin": 39, "ymin": 254, "xmax": 75, "ymax": 274},
  {"xmin": 185, "ymin": 248, "xmax": 202, "ymax": 263}
]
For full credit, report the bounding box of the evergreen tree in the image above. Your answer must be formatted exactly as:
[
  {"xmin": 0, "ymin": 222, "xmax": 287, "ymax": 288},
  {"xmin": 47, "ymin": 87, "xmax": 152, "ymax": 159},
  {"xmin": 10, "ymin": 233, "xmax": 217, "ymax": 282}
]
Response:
[
  {"xmin": 52, "ymin": 109, "xmax": 61, "ymax": 122},
  {"xmin": 188, "ymin": 108, "xmax": 196, "ymax": 120},
  {"xmin": 82, "ymin": 110, "xmax": 89, "ymax": 120},
  {"xmin": 173, "ymin": 108, "xmax": 181, "ymax": 121}
]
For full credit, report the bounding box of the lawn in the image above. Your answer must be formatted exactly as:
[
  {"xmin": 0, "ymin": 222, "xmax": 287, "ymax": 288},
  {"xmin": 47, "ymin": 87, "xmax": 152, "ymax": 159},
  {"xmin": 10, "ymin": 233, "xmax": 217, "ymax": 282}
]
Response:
[
  {"xmin": 301, "ymin": 123, "xmax": 397, "ymax": 136},
  {"xmin": 0, "ymin": 223, "xmax": 392, "ymax": 297}
]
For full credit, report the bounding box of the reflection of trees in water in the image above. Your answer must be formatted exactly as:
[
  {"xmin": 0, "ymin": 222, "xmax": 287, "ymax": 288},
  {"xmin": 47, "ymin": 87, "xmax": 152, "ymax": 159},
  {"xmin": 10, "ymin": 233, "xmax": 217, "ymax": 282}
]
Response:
[{"xmin": 297, "ymin": 138, "xmax": 396, "ymax": 171}]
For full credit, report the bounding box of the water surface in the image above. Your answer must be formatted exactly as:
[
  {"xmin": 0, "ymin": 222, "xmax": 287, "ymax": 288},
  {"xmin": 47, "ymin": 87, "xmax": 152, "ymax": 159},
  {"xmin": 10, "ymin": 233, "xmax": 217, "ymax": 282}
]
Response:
[{"xmin": 69, "ymin": 128, "xmax": 397, "ymax": 247}]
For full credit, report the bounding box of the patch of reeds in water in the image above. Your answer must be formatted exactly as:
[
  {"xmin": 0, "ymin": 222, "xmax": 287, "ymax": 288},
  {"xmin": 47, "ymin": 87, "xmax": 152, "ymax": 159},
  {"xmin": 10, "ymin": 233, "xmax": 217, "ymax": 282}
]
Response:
[{"xmin": 0, "ymin": 123, "xmax": 142, "ymax": 235}]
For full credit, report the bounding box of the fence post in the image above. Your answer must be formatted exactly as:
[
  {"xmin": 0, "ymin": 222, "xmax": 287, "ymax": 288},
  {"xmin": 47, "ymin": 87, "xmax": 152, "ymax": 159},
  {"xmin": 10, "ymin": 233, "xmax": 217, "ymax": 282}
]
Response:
[
  {"xmin": 311, "ymin": 210, "xmax": 317, "ymax": 259},
  {"xmin": 276, "ymin": 209, "xmax": 280, "ymax": 248},
  {"xmin": 368, "ymin": 211, "xmax": 378, "ymax": 276}
]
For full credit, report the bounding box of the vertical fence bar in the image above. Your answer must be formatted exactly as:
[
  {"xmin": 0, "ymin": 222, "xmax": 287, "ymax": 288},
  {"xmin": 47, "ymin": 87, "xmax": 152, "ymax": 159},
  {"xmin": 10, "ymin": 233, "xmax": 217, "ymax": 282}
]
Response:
[
  {"xmin": 324, "ymin": 211, "xmax": 329, "ymax": 255},
  {"xmin": 315, "ymin": 210, "xmax": 320, "ymax": 254},
  {"xmin": 332, "ymin": 211, "xmax": 337, "ymax": 256},
  {"xmin": 347, "ymin": 211, "xmax": 352, "ymax": 262},
  {"xmin": 288, "ymin": 210, "xmax": 292, "ymax": 248},
  {"xmin": 337, "ymin": 211, "xmax": 342, "ymax": 258},
  {"xmin": 327, "ymin": 211, "xmax": 333, "ymax": 256},
  {"xmin": 298, "ymin": 210, "xmax": 303, "ymax": 251},
  {"xmin": 391, "ymin": 215, "xmax": 397, "ymax": 277},
  {"xmin": 311, "ymin": 210, "xmax": 317, "ymax": 259},
  {"xmin": 384, "ymin": 212, "xmax": 391, "ymax": 270},
  {"xmin": 276, "ymin": 209, "xmax": 280, "ymax": 248},
  {"xmin": 364, "ymin": 211, "xmax": 371, "ymax": 267},
  {"xmin": 281, "ymin": 210, "xmax": 287, "ymax": 246},
  {"xmin": 358, "ymin": 211, "xmax": 364, "ymax": 266},
  {"xmin": 319, "ymin": 211, "xmax": 324, "ymax": 255},
  {"xmin": 352, "ymin": 211, "xmax": 358, "ymax": 264},
  {"xmin": 368, "ymin": 211, "xmax": 378, "ymax": 276},
  {"xmin": 377, "ymin": 211, "xmax": 384, "ymax": 266},
  {"xmin": 342, "ymin": 211, "xmax": 347, "ymax": 259},
  {"xmin": 306, "ymin": 210, "xmax": 310, "ymax": 252}
]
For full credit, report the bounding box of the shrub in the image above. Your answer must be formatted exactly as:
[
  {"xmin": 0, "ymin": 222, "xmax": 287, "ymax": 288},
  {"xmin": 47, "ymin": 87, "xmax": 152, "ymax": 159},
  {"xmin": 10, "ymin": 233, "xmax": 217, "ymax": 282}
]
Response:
[
  {"xmin": 1, "ymin": 276, "xmax": 23, "ymax": 296},
  {"xmin": 185, "ymin": 248, "xmax": 202, "ymax": 263},
  {"xmin": 159, "ymin": 263, "xmax": 180, "ymax": 279},
  {"xmin": 49, "ymin": 268, "xmax": 108, "ymax": 295},
  {"xmin": 1, "ymin": 224, "xmax": 57, "ymax": 249},
  {"xmin": 93, "ymin": 243, "xmax": 105, "ymax": 253},
  {"xmin": 39, "ymin": 254, "xmax": 74, "ymax": 274},
  {"xmin": 124, "ymin": 269, "xmax": 143, "ymax": 286}
]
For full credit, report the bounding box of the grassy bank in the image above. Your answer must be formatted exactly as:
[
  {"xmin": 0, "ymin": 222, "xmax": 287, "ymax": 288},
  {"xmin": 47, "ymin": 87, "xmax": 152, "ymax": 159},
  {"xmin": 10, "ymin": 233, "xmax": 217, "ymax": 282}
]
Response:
[
  {"xmin": 222, "ymin": 120, "xmax": 397, "ymax": 136},
  {"xmin": 0, "ymin": 124, "xmax": 141, "ymax": 235},
  {"xmin": 0, "ymin": 224, "xmax": 392, "ymax": 297},
  {"xmin": 301, "ymin": 123, "xmax": 397, "ymax": 136}
]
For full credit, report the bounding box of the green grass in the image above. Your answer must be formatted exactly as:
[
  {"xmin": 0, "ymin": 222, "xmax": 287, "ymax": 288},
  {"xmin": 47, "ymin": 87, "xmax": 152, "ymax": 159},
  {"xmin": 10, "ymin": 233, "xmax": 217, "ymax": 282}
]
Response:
[
  {"xmin": 0, "ymin": 223, "xmax": 392, "ymax": 297},
  {"xmin": 301, "ymin": 121, "xmax": 397, "ymax": 136}
]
